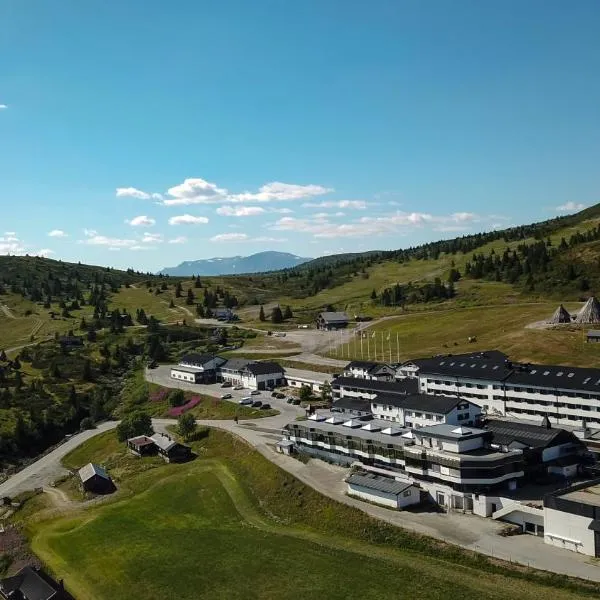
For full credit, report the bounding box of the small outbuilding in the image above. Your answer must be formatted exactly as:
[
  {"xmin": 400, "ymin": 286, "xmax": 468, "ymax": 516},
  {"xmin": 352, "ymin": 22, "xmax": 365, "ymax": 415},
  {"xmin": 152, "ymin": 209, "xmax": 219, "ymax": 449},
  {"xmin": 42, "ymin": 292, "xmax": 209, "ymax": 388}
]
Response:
[
  {"xmin": 346, "ymin": 471, "xmax": 420, "ymax": 510},
  {"xmin": 127, "ymin": 435, "xmax": 157, "ymax": 457},
  {"xmin": 316, "ymin": 311, "xmax": 349, "ymax": 330},
  {"xmin": 576, "ymin": 297, "xmax": 600, "ymax": 324},
  {"xmin": 78, "ymin": 463, "xmax": 114, "ymax": 494},
  {"xmin": 276, "ymin": 439, "xmax": 295, "ymax": 455},
  {"xmin": 151, "ymin": 433, "xmax": 191, "ymax": 463},
  {"xmin": 0, "ymin": 566, "xmax": 67, "ymax": 600},
  {"xmin": 587, "ymin": 330, "xmax": 600, "ymax": 344}
]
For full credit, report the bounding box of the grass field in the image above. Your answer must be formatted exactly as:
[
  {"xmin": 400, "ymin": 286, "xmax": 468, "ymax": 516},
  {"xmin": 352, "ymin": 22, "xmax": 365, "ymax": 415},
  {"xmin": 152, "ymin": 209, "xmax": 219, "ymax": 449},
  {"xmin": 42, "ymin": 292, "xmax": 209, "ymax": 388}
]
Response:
[
  {"xmin": 336, "ymin": 301, "xmax": 600, "ymax": 366},
  {"xmin": 24, "ymin": 429, "xmax": 599, "ymax": 600}
]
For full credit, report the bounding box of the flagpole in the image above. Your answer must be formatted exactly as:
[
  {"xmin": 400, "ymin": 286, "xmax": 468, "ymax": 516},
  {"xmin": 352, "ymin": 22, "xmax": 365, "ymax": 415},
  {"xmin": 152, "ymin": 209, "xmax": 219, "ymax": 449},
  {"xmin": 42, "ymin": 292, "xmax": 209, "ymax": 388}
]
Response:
[
  {"xmin": 360, "ymin": 331, "xmax": 364, "ymax": 359},
  {"xmin": 388, "ymin": 333, "xmax": 392, "ymax": 364},
  {"xmin": 367, "ymin": 333, "xmax": 371, "ymax": 360},
  {"xmin": 396, "ymin": 331, "xmax": 400, "ymax": 363}
]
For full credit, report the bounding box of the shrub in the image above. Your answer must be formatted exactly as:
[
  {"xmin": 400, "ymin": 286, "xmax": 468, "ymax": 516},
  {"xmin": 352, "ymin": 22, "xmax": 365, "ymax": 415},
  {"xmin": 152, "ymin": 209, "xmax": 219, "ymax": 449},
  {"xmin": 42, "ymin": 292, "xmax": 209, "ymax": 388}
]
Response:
[
  {"xmin": 116, "ymin": 411, "xmax": 153, "ymax": 442},
  {"xmin": 80, "ymin": 417, "xmax": 95, "ymax": 431},
  {"xmin": 168, "ymin": 389, "xmax": 186, "ymax": 407}
]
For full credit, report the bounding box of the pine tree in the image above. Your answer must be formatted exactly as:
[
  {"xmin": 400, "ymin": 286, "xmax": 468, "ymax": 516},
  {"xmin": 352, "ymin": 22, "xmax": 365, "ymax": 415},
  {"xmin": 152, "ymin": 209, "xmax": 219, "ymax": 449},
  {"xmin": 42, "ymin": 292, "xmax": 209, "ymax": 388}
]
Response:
[
  {"xmin": 194, "ymin": 276, "xmax": 202, "ymax": 288},
  {"xmin": 283, "ymin": 305, "xmax": 293, "ymax": 320},
  {"xmin": 370, "ymin": 289, "xmax": 377, "ymax": 300},
  {"xmin": 271, "ymin": 306, "xmax": 283, "ymax": 324},
  {"xmin": 196, "ymin": 304, "xmax": 205, "ymax": 318},
  {"xmin": 259, "ymin": 305, "xmax": 266, "ymax": 322},
  {"xmin": 186, "ymin": 288, "xmax": 195, "ymax": 305},
  {"xmin": 175, "ymin": 281, "xmax": 183, "ymax": 298}
]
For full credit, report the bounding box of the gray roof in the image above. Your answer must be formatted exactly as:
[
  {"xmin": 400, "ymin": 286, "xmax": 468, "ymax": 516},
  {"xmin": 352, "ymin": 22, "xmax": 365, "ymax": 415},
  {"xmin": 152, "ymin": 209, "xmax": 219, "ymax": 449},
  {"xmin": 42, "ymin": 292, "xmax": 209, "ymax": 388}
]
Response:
[
  {"xmin": 221, "ymin": 358, "xmax": 253, "ymax": 371},
  {"xmin": 151, "ymin": 433, "xmax": 177, "ymax": 451},
  {"xmin": 78, "ymin": 462, "xmax": 110, "ymax": 483},
  {"xmin": 332, "ymin": 376, "xmax": 419, "ymax": 395},
  {"xmin": 416, "ymin": 353, "xmax": 511, "ymax": 382},
  {"xmin": 485, "ymin": 419, "xmax": 579, "ymax": 449},
  {"xmin": 242, "ymin": 361, "xmax": 284, "ymax": 376},
  {"xmin": 374, "ymin": 392, "xmax": 467, "ymax": 415},
  {"xmin": 286, "ymin": 416, "xmax": 413, "ymax": 447},
  {"xmin": 332, "ymin": 397, "xmax": 372, "ymax": 413},
  {"xmin": 180, "ymin": 353, "xmax": 223, "ymax": 366},
  {"xmin": 318, "ymin": 311, "xmax": 349, "ymax": 322},
  {"xmin": 587, "ymin": 330, "xmax": 600, "ymax": 338},
  {"xmin": 347, "ymin": 471, "xmax": 414, "ymax": 496},
  {"xmin": 0, "ymin": 567, "xmax": 59, "ymax": 600},
  {"xmin": 413, "ymin": 423, "xmax": 489, "ymax": 440}
]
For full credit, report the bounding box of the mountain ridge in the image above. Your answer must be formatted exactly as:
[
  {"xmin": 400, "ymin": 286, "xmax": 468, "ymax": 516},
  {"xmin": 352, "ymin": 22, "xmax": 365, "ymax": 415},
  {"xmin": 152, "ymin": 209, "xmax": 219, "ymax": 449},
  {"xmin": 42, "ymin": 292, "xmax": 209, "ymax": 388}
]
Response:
[{"xmin": 158, "ymin": 250, "xmax": 312, "ymax": 276}]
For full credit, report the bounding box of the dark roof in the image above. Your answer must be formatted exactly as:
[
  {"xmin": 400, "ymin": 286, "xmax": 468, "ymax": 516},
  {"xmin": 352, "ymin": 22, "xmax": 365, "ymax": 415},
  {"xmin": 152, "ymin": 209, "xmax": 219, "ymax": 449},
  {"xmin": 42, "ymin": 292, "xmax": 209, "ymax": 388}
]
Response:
[
  {"xmin": 0, "ymin": 567, "xmax": 61, "ymax": 600},
  {"xmin": 242, "ymin": 361, "xmax": 284, "ymax": 376},
  {"xmin": 127, "ymin": 435, "xmax": 154, "ymax": 447},
  {"xmin": 318, "ymin": 311, "xmax": 349, "ymax": 322},
  {"xmin": 221, "ymin": 358, "xmax": 253, "ymax": 371},
  {"xmin": 180, "ymin": 353, "xmax": 219, "ymax": 366},
  {"xmin": 332, "ymin": 376, "xmax": 418, "ymax": 395},
  {"xmin": 505, "ymin": 363, "xmax": 600, "ymax": 393},
  {"xmin": 346, "ymin": 360, "xmax": 381, "ymax": 370},
  {"xmin": 485, "ymin": 419, "xmax": 580, "ymax": 449},
  {"xmin": 414, "ymin": 351, "xmax": 512, "ymax": 382},
  {"xmin": 78, "ymin": 463, "xmax": 110, "ymax": 483},
  {"xmin": 332, "ymin": 397, "xmax": 372, "ymax": 413},
  {"xmin": 347, "ymin": 471, "xmax": 414, "ymax": 495},
  {"xmin": 374, "ymin": 393, "xmax": 469, "ymax": 415},
  {"xmin": 59, "ymin": 335, "xmax": 83, "ymax": 344}
]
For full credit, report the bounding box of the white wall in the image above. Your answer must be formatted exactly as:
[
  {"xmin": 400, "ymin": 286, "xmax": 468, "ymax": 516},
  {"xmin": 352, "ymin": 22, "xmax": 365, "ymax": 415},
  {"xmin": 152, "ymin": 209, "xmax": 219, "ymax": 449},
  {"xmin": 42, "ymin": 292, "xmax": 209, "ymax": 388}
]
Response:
[
  {"xmin": 170, "ymin": 369, "xmax": 196, "ymax": 383},
  {"xmin": 347, "ymin": 483, "xmax": 419, "ymax": 509},
  {"xmin": 544, "ymin": 507, "xmax": 596, "ymax": 555}
]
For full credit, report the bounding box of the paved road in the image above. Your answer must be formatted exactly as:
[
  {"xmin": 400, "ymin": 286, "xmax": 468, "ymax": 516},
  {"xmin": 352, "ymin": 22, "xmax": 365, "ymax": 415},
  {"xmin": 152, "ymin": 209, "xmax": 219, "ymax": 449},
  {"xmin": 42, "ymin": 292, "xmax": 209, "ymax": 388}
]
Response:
[{"xmin": 3, "ymin": 368, "xmax": 600, "ymax": 581}]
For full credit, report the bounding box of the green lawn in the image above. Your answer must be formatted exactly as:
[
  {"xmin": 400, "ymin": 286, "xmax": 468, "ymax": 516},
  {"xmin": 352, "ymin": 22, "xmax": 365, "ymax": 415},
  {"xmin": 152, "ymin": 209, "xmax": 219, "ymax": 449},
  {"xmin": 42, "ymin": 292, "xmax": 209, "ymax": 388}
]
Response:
[
  {"xmin": 337, "ymin": 302, "xmax": 600, "ymax": 366},
  {"xmin": 24, "ymin": 430, "xmax": 600, "ymax": 600}
]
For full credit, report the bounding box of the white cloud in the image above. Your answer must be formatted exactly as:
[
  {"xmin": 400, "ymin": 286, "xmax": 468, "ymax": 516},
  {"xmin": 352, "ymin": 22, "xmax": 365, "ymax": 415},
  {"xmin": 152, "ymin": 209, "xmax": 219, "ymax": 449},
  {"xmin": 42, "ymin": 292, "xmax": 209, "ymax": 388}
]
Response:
[
  {"xmin": 35, "ymin": 248, "xmax": 54, "ymax": 257},
  {"xmin": 211, "ymin": 233, "xmax": 249, "ymax": 242},
  {"xmin": 303, "ymin": 200, "xmax": 367, "ymax": 209},
  {"xmin": 48, "ymin": 229, "xmax": 68, "ymax": 238},
  {"xmin": 116, "ymin": 187, "xmax": 152, "ymax": 200},
  {"xmin": 210, "ymin": 232, "xmax": 286, "ymax": 243},
  {"xmin": 83, "ymin": 228, "xmax": 98, "ymax": 237},
  {"xmin": 231, "ymin": 182, "xmax": 332, "ymax": 203},
  {"xmin": 141, "ymin": 232, "xmax": 163, "ymax": 243},
  {"xmin": 82, "ymin": 234, "xmax": 137, "ymax": 248},
  {"xmin": 127, "ymin": 215, "xmax": 156, "ymax": 227},
  {"xmin": 168, "ymin": 236, "xmax": 187, "ymax": 244},
  {"xmin": 130, "ymin": 245, "xmax": 155, "ymax": 251},
  {"xmin": 216, "ymin": 206, "xmax": 265, "ymax": 217},
  {"xmin": 556, "ymin": 201, "xmax": 586, "ymax": 212},
  {"xmin": 4, "ymin": 231, "xmax": 16, "ymax": 236},
  {"xmin": 168, "ymin": 214, "xmax": 210, "ymax": 225},
  {"xmin": 0, "ymin": 104, "xmax": 7, "ymax": 110},
  {"xmin": 451, "ymin": 212, "xmax": 478, "ymax": 222},
  {"xmin": 0, "ymin": 233, "xmax": 26, "ymax": 254},
  {"xmin": 270, "ymin": 207, "xmax": 294, "ymax": 214},
  {"xmin": 162, "ymin": 178, "xmax": 228, "ymax": 206}
]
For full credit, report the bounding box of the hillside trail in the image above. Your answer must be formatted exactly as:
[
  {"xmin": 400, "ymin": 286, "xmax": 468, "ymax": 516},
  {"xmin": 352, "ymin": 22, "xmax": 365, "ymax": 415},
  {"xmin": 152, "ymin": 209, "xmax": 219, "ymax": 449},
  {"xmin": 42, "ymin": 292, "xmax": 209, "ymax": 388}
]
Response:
[
  {"xmin": 43, "ymin": 485, "xmax": 73, "ymax": 509},
  {"xmin": 0, "ymin": 304, "xmax": 16, "ymax": 319}
]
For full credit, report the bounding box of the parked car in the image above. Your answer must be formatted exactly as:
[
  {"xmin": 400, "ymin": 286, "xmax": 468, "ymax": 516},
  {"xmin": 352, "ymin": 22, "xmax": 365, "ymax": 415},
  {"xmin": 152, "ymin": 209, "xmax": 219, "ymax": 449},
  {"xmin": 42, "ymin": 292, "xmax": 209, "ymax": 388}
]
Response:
[
  {"xmin": 251, "ymin": 400, "xmax": 262, "ymax": 408},
  {"xmin": 221, "ymin": 381, "xmax": 232, "ymax": 388},
  {"xmin": 275, "ymin": 392, "xmax": 285, "ymax": 399},
  {"xmin": 292, "ymin": 399, "xmax": 301, "ymax": 405},
  {"xmin": 221, "ymin": 393, "xmax": 232, "ymax": 400},
  {"xmin": 271, "ymin": 391, "xmax": 278, "ymax": 398},
  {"xmin": 234, "ymin": 385, "xmax": 244, "ymax": 390},
  {"xmin": 286, "ymin": 398, "xmax": 294, "ymax": 404},
  {"xmin": 266, "ymin": 386, "xmax": 274, "ymax": 392},
  {"xmin": 250, "ymin": 390, "xmax": 261, "ymax": 396},
  {"xmin": 260, "ymin": 403, "xmax": 272, "ymax": 410},
  {"xmin": 239, "ymin": 397, "xmax": 253, "ymax": 405}
]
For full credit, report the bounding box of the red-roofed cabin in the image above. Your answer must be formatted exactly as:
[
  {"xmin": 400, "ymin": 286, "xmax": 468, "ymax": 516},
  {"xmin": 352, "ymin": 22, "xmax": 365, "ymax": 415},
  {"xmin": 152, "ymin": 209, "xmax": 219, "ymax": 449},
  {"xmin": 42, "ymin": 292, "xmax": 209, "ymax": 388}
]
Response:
[{"xmin": 127, "ymin": 435, "xmax": 158, "ymax": 457}]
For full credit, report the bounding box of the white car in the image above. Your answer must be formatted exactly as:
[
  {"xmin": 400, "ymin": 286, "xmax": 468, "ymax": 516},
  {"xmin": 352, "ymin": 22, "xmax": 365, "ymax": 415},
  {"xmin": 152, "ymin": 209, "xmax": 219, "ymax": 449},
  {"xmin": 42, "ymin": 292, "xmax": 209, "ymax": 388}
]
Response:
[
  {"xmin": 250, "ymin": 390, "xmax": 261, "ymax": 396},
  {"xmin": 221, "ymin": 393, "xmax": 232, "ymax": 400},
  {"xmin": 239, "ymin": 397, "xmax": 253, "ymax": 405}
]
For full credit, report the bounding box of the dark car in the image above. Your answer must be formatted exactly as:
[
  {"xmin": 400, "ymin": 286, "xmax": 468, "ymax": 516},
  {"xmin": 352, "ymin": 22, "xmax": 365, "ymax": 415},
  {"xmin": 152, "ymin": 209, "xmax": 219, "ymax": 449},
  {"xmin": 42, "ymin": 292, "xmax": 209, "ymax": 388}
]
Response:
[
  {"xmin": 221, "ymin": 381, "xmax": 232, "ymax": 388},
  {"xmin": 148, "ymin": 361, "xmax": 158, "ymax": 369},
  {"xmin": 292, "ymin": 399, "xmax": 301, "ymax": 405},
  {"xmin": 260, "ymin": 403, "xmax": 271, "ymax": 410},
  {"xmin": 275, "ymin": 392, "xmax": 285, "ymax": 399},
  {"xmin": 286, "ymin": 398, "xmax": 294, "ymax": 404},
  {"xmin": 271, "ymin": 391, "xmax": 278, "ymax": 398},
  {"xmin": 251, "ymin": 400, "xmax": 263, "ymax": 408}
]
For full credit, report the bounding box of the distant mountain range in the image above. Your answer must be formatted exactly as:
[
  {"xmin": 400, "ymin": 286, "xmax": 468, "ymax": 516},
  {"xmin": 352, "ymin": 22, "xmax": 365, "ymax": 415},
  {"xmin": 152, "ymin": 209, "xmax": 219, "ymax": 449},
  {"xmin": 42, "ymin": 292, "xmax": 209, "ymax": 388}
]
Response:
[{"xmin": 158, "ymin": 251, "xmax": 312, "ymax": 276}]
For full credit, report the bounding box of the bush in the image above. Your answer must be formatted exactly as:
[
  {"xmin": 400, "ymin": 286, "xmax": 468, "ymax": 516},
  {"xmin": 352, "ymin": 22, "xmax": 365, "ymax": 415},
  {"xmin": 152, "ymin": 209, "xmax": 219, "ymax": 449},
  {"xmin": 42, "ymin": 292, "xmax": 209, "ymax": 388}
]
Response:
[
  {"xmin": 116, "ymin": 411, "xmax": 153, "ymax": 442},
  {"xmin": 80, "ymin": 417, "xmax": 95, "ymax": 431},
  {"xmin": 168, "ymin": 389, "xmax": 186, "ymax": 407},
  {"xmin": 178, "ymin": 413, "xmax": 197, "ymax": 440}
]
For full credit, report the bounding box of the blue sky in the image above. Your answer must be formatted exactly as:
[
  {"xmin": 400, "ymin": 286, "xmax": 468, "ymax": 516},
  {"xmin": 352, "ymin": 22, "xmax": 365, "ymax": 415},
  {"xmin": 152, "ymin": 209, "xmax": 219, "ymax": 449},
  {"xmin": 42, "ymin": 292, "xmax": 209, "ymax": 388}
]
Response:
[{"xmin": 1, "ymin": 0, "xmax": 599, "ymax": 272}]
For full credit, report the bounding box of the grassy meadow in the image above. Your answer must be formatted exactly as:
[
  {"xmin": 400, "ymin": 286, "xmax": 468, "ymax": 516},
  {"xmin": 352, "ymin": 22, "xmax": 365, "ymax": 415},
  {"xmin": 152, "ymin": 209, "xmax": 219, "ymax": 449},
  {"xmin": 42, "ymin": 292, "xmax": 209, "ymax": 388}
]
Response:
[
  {"xmin": 335, "ymin": 301, "xmax": 600, "ymax": 366},
  {"xmin": 23, "ymin": 429, "xmax": 599, "ymax": 600}
]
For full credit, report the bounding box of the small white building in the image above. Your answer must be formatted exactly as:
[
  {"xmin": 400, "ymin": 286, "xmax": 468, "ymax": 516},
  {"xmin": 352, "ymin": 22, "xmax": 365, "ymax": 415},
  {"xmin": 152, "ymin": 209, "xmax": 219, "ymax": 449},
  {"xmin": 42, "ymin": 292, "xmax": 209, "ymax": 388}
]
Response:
[
  {"xmin": 238, "ymin": 361, "xmax": 285, "ymax": 391},
  {"xmin": 219, "ymin": 358, "xmax": 254, "ymax": 386},
  {"xmin": 284, "ymin": 367, "xmax": 331, "ymax": 393},
  {"xmin": 344, "ymin": 361, "xmax": 396, "ymax": 382},
  {"xmin": 544, "ymin": 480, "xmax": 600, "ymax": 556},
  {"xmin": 370, "ymin": 393, "xmax": 482, "ymax": 428},
  {"xmin": 346, "ymin": 471, "xmax": 420, "ymax": 510},
  {"xmin": 171, "ymin": 353, "xmax": 226, "ymax": 384}
]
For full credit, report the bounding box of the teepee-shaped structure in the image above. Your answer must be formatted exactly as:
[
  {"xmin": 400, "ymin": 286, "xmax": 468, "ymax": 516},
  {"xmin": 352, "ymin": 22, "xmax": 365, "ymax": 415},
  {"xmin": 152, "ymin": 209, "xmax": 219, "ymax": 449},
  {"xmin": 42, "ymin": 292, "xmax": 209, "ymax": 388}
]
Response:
[
  {"xmin": 575, "ymin": 296, "xmax": 600, "ymax": 324},
  {"xmin": 547, "ymin": 304, "xmax": 571, "ymax": 324}
]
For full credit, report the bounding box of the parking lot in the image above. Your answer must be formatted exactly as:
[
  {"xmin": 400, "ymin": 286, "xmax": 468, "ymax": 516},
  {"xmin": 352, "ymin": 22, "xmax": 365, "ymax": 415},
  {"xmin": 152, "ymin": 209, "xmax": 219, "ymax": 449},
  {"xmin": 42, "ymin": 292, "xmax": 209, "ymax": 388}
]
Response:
[{"xmin": 145, "ymin": 365, "xmax": 305, "ymax": 421}]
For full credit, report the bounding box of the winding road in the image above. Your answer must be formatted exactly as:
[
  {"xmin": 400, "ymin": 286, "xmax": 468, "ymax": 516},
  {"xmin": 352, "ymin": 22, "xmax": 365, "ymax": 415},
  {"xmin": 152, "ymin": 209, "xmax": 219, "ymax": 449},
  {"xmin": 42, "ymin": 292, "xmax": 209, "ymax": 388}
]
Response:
[{"xmin": 2, "ymin": 371, "xmax": 600, "ymax": 582}]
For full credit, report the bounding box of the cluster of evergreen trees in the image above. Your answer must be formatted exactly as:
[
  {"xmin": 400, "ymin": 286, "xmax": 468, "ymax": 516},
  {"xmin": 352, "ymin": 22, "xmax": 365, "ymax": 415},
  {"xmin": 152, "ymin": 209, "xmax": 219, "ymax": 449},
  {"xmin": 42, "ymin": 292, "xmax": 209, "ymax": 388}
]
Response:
[{"xmin": 374, "ymin": 278, "xmax": 456, "ymax": 307}]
